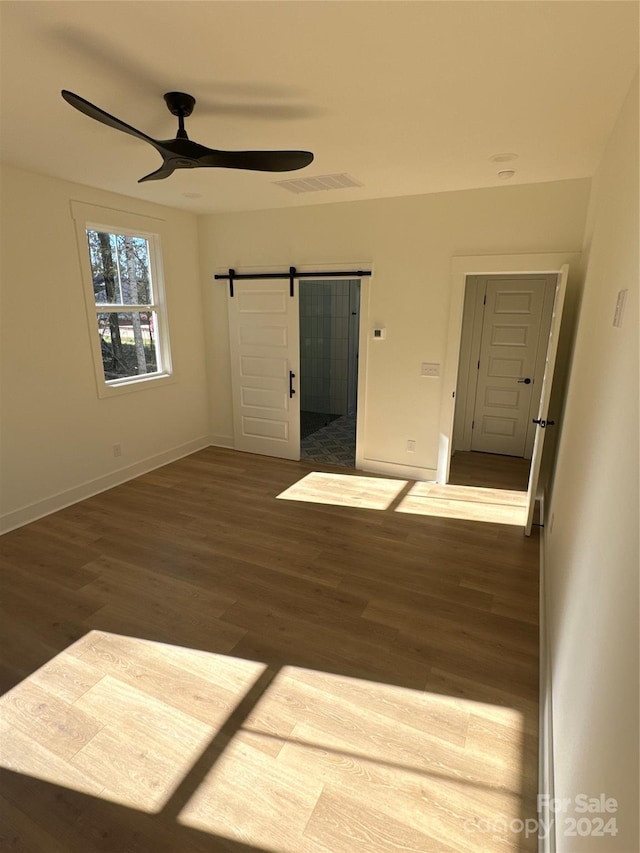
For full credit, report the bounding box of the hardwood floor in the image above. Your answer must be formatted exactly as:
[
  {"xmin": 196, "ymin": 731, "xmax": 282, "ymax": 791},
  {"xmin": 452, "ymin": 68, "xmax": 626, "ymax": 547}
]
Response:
[
  {"xmin": 0, "ymin": 447, "xmax": 540, "ymax": 852},
  {"xmin": 449, "ymin": 451, "xmax": 531, "ymax": 492}
]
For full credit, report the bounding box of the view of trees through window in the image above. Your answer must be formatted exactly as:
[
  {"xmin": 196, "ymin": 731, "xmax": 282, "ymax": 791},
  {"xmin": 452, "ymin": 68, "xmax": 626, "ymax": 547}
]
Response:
[{"xmin": 87, "ymin": 229, "xmax": 160, "ymax": 381}]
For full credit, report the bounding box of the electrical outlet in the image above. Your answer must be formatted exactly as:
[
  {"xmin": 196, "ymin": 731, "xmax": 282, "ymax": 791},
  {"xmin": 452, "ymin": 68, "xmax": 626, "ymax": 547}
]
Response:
[
  {"xmin": 113, "ymin": 443, "xmax": 122, "ymax": 458},
  {"xmin": 407, "ymin": 440, "xmax": 416, "ymax": 452},
  {"xmin": 421, "ymin": 362, "xmax": 440, "ymax": 377}
]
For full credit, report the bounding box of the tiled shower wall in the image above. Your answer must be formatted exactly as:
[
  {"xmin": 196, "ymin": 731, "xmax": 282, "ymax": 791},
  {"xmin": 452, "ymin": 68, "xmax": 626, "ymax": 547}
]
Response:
[{"xmin": 299, "ymin": 280, "xmax": 360, "ymax": 415}]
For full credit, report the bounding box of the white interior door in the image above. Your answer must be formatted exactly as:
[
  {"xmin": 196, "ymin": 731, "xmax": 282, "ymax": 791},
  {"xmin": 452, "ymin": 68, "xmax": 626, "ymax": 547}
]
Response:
[
  {"xmin": 472, "ymin": 276, "xmax": 555, "ymax": 456},
  {"xmin": 525, "ymin": 264, "xmax": 569, "ymax": 535},
  {"xmin": 228, "ymin": 279, "xmax": 300, "ymax": 460}
]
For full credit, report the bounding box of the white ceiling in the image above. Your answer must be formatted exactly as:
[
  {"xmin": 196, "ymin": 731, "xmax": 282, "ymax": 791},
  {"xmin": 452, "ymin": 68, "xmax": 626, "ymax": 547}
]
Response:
[{"xmin": 0, "ymin": 1, "xmax": 637, "ymax": 214}]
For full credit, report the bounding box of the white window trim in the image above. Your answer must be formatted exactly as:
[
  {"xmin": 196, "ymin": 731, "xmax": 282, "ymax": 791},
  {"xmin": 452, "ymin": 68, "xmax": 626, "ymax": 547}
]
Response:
[{"xmin": 71, "ymin": 201, "xmax": 174, "ymax": 398}]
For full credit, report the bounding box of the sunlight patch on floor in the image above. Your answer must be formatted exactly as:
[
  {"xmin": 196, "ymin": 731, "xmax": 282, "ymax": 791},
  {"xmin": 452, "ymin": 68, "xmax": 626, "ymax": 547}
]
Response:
[
  {"xmin": 178, "ymin": 665, "xmax": 527, "ymax": 852},
  {"xmin": 395, "ymin": 482, "xmax": 527, "ymax": 526},
  {"xmin": 276, "ymin": 472, "xmax": 527, "ymax": 525},
  {"xmin": 2, "ymin": 633, "xmax": 531, "ymax": 851},
  {"xmin": 0, "ymin": 631, "xmax": 266, "ymax": 813},
  {"xmin": 277, "ymin": 471, "xmax": 408, "ymax": 510}
]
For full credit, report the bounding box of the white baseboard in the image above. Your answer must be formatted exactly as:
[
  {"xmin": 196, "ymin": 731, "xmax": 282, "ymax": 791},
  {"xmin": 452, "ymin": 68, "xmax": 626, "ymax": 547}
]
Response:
[
  {"xmin": 359, "ymin": 457, "xmax": 437, "ymax": 482},
  {"xmin": 538, "ymin": 529, "xmax": 556, "ymax": 853},
  {"xmin": 1, "ymin": 439, "xmax": 438, "ymax": 534},
  {"xmin": 0, "ymin": 435, "xmax": 211, "ymax": 535},
  {"xmin": 209, "ymin": 433, "xmax": 234, "ymax": 449}
]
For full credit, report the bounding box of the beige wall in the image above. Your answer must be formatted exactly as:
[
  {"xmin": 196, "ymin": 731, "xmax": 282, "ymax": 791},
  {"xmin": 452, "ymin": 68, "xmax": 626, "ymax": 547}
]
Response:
[
  {"xmin": 2, "ymin": 168, "xmax": 590, "ymax": 525},
  {"xmin": 0, "ymin": 164, "xmax": 210, "ymax": 530},
  {"xmin": 199, "ymin": 179, "xmax": 590, "ymax": 476},
  {"xmin": 545, "ymin": 77, "xmax": 639, "ymax": 850}
]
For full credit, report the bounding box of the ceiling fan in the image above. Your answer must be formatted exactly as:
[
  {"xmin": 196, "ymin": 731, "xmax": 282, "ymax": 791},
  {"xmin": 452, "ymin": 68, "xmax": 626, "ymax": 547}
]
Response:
[{"xmin": 61, "ymin": 90, "xmax": 314, "ymax": 183}]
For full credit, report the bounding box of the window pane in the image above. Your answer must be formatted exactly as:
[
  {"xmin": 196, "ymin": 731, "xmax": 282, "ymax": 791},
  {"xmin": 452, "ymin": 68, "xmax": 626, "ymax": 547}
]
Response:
[
  {"xmin": 97, "ymin": 312, "xmax": 159, "ymax": 381},
  {"xmin": 87, "ymin": 230, "xmax": 153, "ymax": 305}
]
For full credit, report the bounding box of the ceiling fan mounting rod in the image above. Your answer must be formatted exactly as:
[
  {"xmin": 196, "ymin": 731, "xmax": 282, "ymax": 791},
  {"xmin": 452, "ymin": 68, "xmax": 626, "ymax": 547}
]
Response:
[
  {"xmin": 176, "ymin": 113, "xmax": 188, "ymax": 140},
  {"xmin": 164, "ymin": 91, "xmax": 195, "ymax": 141}
]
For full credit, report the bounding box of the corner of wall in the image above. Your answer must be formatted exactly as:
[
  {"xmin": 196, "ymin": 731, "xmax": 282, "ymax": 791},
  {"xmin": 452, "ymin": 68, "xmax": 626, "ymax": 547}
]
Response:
[{"xmin": 0, "ymin": 436, "xmax": 212, "ymax": 535}]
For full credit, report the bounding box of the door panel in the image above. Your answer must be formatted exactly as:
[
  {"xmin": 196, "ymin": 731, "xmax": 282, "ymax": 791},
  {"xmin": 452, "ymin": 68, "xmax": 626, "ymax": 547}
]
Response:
[
  {"xmin": 240, "ymin": 387, "xmax": 286, "ymax": 409},
  {"xmin": 483, "ymin": 415, "xmax": 518, "ymax": 437},
  {"xmin": 485, "ymin": 387, "xmax": 519, "ymax": 408},
  {"xmin": 488, "ymin": 356, "xmax": 526, "ymax": 377},
  {"xmin": 491, "ymin": 325, "xmax": 530, "ymax": 346},
  {"xmin": 472, "ymin": 276, "xmax": 555, "ymax": 456},
  {"xmin": 228, "ymin": 280, "xmax": 300, "ymax": 460},
  {"xmin": 525, "ymin": 265, "xmax": 569, "ymax": 535},
  {"xmin": 239, "ymin": 326, "xmax": 288, "ymax": 347},
  {"xmin": 242, "ymin": 417, "xmax": 289, "ymax": 440},
  {"xmin": 237, "ymin": 291, "xmax": 288, "ymax": 313},
  {"xmin": 240, "ymin": 355, "xmax": 286, "ymax": 378}
]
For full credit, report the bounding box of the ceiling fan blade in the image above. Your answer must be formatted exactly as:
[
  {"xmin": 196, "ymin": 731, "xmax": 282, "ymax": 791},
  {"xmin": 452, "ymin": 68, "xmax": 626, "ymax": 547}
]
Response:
[
  {"xmin": 61, "ymin": 90, "xmax": 315, "ymax": 181},
  {"xmin": 138, "ymin": 165, "xmax": 176, "ymax": 183},
  {"xmin": 198, "ymin": 149, "xmax": 314, "ymax": 172},
  {"xmin": 61, "ymin": 90, "xmax": 160, "ymax": 149}
]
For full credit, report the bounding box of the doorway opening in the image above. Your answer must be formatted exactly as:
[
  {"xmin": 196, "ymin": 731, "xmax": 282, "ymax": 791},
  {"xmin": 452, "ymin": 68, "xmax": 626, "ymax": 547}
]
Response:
[
  {"xmin": 299, "ymin": 279, "xmax": 360, "ymax": 467},
  {"xmin": 449, "ymin": 273, "xmax": 557, "ymax": 492},
  {"xmin": 438, "ymin": 256, "xmax": 571, "ymax": 534}
]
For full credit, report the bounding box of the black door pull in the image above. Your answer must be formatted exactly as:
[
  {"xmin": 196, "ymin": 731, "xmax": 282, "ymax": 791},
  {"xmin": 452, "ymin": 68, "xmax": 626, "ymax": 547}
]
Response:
[
  {"xmin": 517, "ymin": 377, "xmax": 532, "ymax": 384},
  {"xmin": 533, "ymin": 418, "xmax": 555, "ymax": 428},
  {"xmin": 289, "ymin": 371, "xmax": 296, "ymax": 398}
]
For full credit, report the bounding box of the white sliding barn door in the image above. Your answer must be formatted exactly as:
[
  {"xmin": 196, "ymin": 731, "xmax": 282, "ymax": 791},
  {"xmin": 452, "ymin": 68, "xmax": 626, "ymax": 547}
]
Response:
[
  {"xmin": 228, "ymin": 279, "xmax": 300, "ymax": 460},
  {"xmin": 525, "ymin": 264, "xmax": 569, "ymax": 535}
]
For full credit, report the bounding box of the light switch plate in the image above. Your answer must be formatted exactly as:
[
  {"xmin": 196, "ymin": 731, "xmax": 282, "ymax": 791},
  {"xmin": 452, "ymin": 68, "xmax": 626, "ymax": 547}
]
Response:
[
  {"xmin": 421, "ymin": 362, "xmax": 440, "ymax": 377},
  {"xmin": 613, "ymin": 289, "xmax": 628, "ymax": 327}
]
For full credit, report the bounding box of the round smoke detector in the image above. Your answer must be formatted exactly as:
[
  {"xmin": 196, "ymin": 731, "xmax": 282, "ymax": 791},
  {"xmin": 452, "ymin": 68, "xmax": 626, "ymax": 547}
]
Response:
[{"xmin": 489, "ymin": 152, "xmax": 519, "ymax": 163}]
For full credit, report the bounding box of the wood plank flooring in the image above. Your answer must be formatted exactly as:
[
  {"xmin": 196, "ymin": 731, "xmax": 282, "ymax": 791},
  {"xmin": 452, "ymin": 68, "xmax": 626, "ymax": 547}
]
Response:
[
  {"xmin": 0, "ymin": 447, "xmax": 540, "ymax": 852},
  {"xmin": 449, "ymin": 451, "xmax": 531, "ymax": 492}
]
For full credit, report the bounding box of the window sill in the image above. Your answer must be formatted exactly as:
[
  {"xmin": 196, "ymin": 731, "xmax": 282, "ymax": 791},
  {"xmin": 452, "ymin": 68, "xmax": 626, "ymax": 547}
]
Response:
[{"xmin": 96, "ymin": 371, "xmax": 175, "ymax": 399}]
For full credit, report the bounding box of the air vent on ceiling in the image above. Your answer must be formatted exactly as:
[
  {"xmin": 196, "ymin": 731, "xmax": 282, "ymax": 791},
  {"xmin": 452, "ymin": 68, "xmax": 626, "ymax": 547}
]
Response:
[{"xmin": 274, "ymin": 173, "xmax": 363, "ymax": 194}]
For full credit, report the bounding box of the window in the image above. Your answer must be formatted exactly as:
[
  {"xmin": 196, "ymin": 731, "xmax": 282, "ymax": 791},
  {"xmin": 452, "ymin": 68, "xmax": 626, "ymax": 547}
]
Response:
[
  {"xmin": 88, "ymin": 228, "xmax": 161, "ymax": 382},
  {"xmin": 72, "ymin": 203, "xmax": 172, "ymax": 396}
]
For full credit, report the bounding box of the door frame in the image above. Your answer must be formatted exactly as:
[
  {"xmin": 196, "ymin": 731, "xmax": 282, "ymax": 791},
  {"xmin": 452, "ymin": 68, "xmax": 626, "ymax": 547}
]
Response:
[
  {"xmin": 437, "ymin": 252, "xmax": 580, "ymax": 484},
  {"xmin": 454, "ymin": 273, "xmax": 557, "ymax": 459},
  {"xmin": 221, "ymin": 262, "xmax": 372, "ymax": 469},
  {"xmin": 296, "ymin": 265, "xmax": 371, "ymax": 471}
]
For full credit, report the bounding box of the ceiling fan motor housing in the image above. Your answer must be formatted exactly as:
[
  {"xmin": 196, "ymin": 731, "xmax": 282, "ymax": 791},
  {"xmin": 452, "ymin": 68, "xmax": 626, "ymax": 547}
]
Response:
[{"xmin": 163, "ymin": 92, "xmax": 195, "ymax": 117}]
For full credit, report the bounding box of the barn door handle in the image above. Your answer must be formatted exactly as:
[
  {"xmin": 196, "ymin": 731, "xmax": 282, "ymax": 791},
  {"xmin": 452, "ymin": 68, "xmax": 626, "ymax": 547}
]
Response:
[
  {"xmin": 532, "ymin": 418, "xmax": 555, "ymax": 428},
  {"xmin": 289, "ymin": 371, "xmax": 296, "ymax": 398},
  {"xmin": 518, "ymin": 377, "xmax": 532, "ymax": 384}
]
